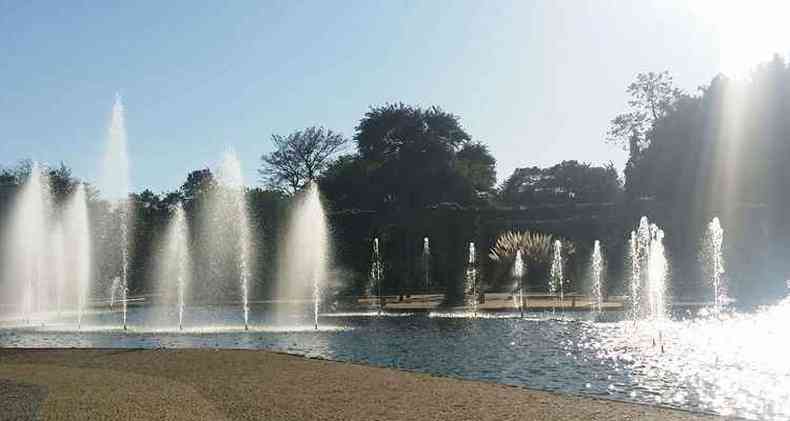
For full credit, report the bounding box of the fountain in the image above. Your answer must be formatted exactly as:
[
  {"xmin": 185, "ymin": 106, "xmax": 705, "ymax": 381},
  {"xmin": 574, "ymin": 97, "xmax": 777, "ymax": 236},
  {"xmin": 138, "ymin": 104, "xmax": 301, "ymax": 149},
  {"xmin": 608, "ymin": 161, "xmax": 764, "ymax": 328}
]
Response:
[
  {"xmin": 513, "ymin": 249, "xmax": 526, "ymax": 317},
  {"xmin": 64, "ymin": 184, "xmax": 92, "ymax": 329},
  {"xmin": 628, "ymin": 231, "xmax": 642, "ymax": 323},
  {"xmin": 465, "ymin": 242, "xmax": 478, "ymax": 316},
  {"xmin": 100, "ymin": 94, "xmax": 132, "ymax": 330},
  {"xmin": 550, "ymin": 240, "xmax": 564, "ymax": 315},
  {"xmin": 705, "ymin": 217, "xmax": 725, "ymax": 313},
  {"xmin": 216, "ymin": 150, "xmax": 253, "ymax": 331},
  {"xmin": 368, "ymin": 238, "xmax": 384, "ymax": 314},
  {"xmin": 51, "ymin": 223, "xmax": 65, "ymax": 317},
  {"xmin": 591, "ymin": 240, "xmax": 604, "ymax": 314},
  {"xmin": 121, "ymin": 208, "xmax": 129, "ymax": 331},
  {"xmin": 0, "ymin": 165, "xmax": 93, "ymax": 327},
  {"xmin": 422, "ymin": 237, "xmax": 431, "ymax": 291},
  {"xmin": 276, "ymin": 182, "xmax": 329, "ymax": 329},
  {"xmin": 4, "ymin": 163, "xmax": 52, "ymax": 324},
  {"xmin": 629, "ymin": 217, "xmax": 668, "ymax": 321},
  {"xmin": 646, "ymin": 226, "xmax": 667, "ymax": 320},
  {"xmin": 109, "ymin": 276, "xmax": 120, "ymax": 308},
  {"xmin": 159, "ymin": 202, "xmax": 190, "ymax": 330}
]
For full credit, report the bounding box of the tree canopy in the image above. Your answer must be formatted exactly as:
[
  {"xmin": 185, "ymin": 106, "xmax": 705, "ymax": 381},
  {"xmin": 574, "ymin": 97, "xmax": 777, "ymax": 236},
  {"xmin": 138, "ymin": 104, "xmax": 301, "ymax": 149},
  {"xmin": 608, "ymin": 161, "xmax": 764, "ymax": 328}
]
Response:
[
  {"xmin": 259, "ymin": 126, "xmax": 348, "ymax": 194},
  {"xmin": 499, "ymin": 160, "xmax": 620, "ymax": 206},
  {"xmin": 320, "ymin": 103, "xmax": 496, "ymax": 211},
  {"xmin": 607, "ymin": 71, "xmax": 684, "ymax": 156}
]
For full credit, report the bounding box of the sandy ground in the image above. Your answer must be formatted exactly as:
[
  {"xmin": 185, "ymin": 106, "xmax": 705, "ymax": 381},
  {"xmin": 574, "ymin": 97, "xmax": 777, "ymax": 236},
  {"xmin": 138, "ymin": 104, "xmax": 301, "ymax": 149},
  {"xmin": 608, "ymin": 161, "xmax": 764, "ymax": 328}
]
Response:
[{"xmin": 0, "ymin": 348, "xmax": 730, "ymax": 421}]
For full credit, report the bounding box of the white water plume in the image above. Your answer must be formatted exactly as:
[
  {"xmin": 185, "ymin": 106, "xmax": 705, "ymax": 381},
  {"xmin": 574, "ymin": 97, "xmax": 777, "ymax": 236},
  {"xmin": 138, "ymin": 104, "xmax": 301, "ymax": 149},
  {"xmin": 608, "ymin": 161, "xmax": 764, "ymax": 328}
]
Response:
[
  {"xmin": 2, "ymin": 163, "xmax": 52, "ymax": 323},
  {"xmin": 51, "ymin": 222, "xmax": 66, "ymax": 317},
  {"xmin": 465, "ymin": 242, "xmax": 478, "ymax": 315},
  {"xmin": 276, "ymin": 182, "xmax": 330, "ymax": 329},
  {"xmin": 99, "ymin": 93, "xmax": 132, "ymax": 330},
  {"xmin": 513, "ymin": 249, "xmax": 526, "ymax": 317},
  {"xmin": 64, "ymin": 184, "xmax": 92, "ymax": 329},
  {"xmin": 368, "ymin": 238, "xmax": 383, "ymax": 314},
  {"xmin": 422, "ymin": 237, "xmax": 431, "ymax": 291},
  {"xmin": 630, "ymin": 217, "xmax": 668, "ymax": 322},
  {"xmin": 550, "ymin": 240, "xmax": 564, "ymax": 314},
  {"xmin": 99, "ymin": 94, "xmax": 130, "ymax": 201},
  {"xmin": 705, "ymin": 217, "xmax": 725, "ymax": 313},
  {"xmin": 154, "ymin": 203, "xmax": 191, "ymax": 330},
  {"xmin": 591, "ymin": 240, "xmax": 604, "ymax": 314},
  {"xmin": 216, "ymin": 150, "xmax": 253, "ymax": 330}
]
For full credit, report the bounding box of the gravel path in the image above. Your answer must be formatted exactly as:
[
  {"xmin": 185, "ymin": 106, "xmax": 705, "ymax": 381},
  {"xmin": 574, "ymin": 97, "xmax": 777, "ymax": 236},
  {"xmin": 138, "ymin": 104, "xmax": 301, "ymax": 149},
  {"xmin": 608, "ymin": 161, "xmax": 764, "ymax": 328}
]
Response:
[
  {"xmin": 0, "ymin": 349, "xmax": 731, "ymax": 420},
  {"xmin": 0, "ymin": 378, "xmax": 47, "ymax": 421}
]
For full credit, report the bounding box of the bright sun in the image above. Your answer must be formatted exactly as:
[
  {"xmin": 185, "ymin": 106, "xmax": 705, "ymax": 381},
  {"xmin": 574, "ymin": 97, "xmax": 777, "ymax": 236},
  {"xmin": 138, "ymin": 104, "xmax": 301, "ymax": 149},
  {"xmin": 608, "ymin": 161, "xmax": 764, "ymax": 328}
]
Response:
[{"xmin": 690, "ymin": 0, "xmax": 790, "ymax": 78}]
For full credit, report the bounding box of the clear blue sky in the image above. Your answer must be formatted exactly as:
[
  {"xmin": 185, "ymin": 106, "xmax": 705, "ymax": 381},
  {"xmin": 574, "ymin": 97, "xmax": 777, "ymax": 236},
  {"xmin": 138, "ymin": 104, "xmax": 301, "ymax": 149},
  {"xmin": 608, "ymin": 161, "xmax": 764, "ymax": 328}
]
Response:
[{"xmin": 0, "ymin": 0, "xmax": 784, "ymax": 194}]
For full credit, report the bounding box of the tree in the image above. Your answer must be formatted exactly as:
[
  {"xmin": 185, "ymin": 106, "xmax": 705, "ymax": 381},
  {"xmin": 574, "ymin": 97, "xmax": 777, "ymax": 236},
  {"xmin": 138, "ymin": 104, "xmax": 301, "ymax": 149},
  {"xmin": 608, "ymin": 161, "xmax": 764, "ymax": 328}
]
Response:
[
  {"xmin": 259, "ymin": 126, "xmax": 348, "ymax": 194},
  {"xmin": 353, "ymin": 103, "xmax": 479, "ymax": 209},
  {"xmin": 607, "ymin": 71, "xmax": 683, "ymax": 158},
  {"xmin": 180, "ymin": 168, "xmax": 214, "ymax": 203},
  {"xmin": 47, "ymin": 162, "xmax": 78, "ymax": 205},
  {"xmin": 621, "ymin": 55, "xmax": 790, "ymax": 303},
  {"xmin": 499, "ymin": 161, "xmax": 620, "ymax": 206},
  {"xmin": 319, "ymin": 154, "xmax": 378, "ymax": 211},
  {"xmin": 456, "ymin": 142, "xmax": 497, "ymax": 196}
]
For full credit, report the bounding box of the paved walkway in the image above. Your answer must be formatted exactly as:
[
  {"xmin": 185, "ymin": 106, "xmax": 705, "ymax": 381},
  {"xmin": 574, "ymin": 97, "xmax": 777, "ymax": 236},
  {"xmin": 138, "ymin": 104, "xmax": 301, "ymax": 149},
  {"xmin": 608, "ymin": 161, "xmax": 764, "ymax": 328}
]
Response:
[{"xmin": 0, "ymin": 349, "xmax": 728, "ymax": 420}]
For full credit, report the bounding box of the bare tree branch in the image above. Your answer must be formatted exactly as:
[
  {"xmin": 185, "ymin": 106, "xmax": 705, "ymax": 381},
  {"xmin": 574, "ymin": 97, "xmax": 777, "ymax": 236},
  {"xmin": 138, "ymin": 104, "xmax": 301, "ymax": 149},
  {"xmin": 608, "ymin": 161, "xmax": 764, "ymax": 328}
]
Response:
[{"xmin": 259, "ymin": 126, "xmax": 348, "ymax": 194}]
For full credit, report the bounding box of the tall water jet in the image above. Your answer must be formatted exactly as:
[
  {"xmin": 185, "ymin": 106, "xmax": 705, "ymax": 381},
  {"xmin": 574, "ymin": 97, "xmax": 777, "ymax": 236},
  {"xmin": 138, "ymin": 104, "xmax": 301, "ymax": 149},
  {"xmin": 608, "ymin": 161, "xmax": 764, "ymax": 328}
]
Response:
[
  {"xmin": 51, "ymin": 223, "xmax": 66, "ymax": 317},
  {"xmin": 216, "ymin": 150, "xmax": 252, "ymax": 330},
  {"xmin": 100, "ymin": 94, "xmax": 131, "ymax": 330},
  {"xmin": 368, "ymin": 238, "xmax": 384, "ymax": 314},
  {"xmin": 646, "ymin": 225, "xmax": 667, "ymax": 320},
  {"xmin": 100, "ymin": 94, "xmax": 130, "ymax": 200},
  {"xmin": 159, "ymin": 203, "xmax": 191, "ymax": 330},
  {"xmin": 513, "ymin": 249, "xmax": 526, "ymax": 317},
  {"xmin": 629, "ymin": 231, "xmax": 640, "ymax": 323},
  {"xmin": 591, "ymin": 240, "xmax": 604, "ymax": 314},
  {"xmin": 64, "ymin": 184, "xmax": 92, "ymax": 329},
  {"xmin": 630, "ymin": 217, "xmax": 668, "ymax": 321},
  {"xmin": 276, "ymin": 182, "xmax": 329, "ymax": 329},
  {"xmin": 550, "ymin": 240, "xmax": 564, "ymax": 315},
  {"xmin": 465, "ymin": 242, "xmax": 478, "ymax": 316},
  {"xmin": 109, "ymin": 276, "xmax": 120, "ymax": 308},
  {"xmin": 705, "ymin": 217, "xmax": 725, "ymax": 313},
  {"xmin": 422, "ymin": 237, "xmax": 431, "ymax": 291},
  {"xmin": 121, "ymin": 211, "xmax": 129, "ymax": 331},
  {"xmin": 2, "ymin": 163, "xmax": 52, "ymax": 324}
]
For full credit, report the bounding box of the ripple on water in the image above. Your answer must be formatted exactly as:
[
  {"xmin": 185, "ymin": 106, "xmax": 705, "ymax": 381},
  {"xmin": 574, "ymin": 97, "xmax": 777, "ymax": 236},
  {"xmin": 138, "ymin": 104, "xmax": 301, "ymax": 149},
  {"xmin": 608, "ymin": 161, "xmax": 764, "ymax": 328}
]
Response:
[{"xmin": 2, "ymin": 303, "xmax": 790, "ymax": 420}]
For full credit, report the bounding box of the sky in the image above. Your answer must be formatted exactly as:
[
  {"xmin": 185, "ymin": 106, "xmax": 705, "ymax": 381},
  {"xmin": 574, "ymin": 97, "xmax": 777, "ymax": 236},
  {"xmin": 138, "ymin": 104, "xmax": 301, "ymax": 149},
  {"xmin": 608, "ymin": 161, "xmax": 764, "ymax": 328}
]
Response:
[{"xmin": 1, "ymin": 0, "xmax": 788, "ymax": 194}]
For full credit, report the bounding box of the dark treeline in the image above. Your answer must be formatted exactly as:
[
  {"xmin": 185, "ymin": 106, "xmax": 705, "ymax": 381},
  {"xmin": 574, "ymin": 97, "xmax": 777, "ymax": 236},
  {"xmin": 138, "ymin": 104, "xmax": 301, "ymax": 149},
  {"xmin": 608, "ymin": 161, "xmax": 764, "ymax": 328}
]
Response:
[{"xmin": 3, "ymin": 56, "xmax": 790, "ymax": 305}]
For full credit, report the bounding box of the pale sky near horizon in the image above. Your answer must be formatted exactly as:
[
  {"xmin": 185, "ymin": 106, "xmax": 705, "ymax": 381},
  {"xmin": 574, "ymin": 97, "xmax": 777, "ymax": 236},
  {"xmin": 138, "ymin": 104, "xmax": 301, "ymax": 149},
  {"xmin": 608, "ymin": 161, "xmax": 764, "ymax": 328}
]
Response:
[{"xmin": 1, "ymin": 0, "xmax": 788, "ymax": 194}]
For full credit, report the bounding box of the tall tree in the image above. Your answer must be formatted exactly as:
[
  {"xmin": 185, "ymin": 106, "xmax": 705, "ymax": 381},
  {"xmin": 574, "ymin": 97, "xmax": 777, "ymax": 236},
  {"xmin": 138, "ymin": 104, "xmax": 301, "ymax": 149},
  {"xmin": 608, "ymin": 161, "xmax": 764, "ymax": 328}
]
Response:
[
  {"xmin": 319, "ymin": 154, "xmax": 378, "ymax": 211},
  {"xmin": 607, "ymin": 71, "xmax": 683, "ymax": 159},
  {"xmin": 499, "ymin": 161, "xmax": 620, "ymax": 206},
  {"xmin": 259, "ymin": 126, "xmax": 347, "ymax": 194},
  {"xmin": 353, "ymin": 103, "xmax": 476, "ymax": 209},
  {"xmin": 456, "ymin": 142, "xmax": 497, "ymax": 197},
  {"xmin": 180, "ymin": 168, "xmax": 214, "ymax": 203}
]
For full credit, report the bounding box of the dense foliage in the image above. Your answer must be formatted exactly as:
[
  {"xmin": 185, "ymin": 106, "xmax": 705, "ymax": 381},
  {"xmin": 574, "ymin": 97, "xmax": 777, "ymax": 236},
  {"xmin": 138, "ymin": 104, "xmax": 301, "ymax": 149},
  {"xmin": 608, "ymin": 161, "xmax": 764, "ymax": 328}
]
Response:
[{"xmin": 5, "ymin": 57, "xmax": 790, "ymax": 306}]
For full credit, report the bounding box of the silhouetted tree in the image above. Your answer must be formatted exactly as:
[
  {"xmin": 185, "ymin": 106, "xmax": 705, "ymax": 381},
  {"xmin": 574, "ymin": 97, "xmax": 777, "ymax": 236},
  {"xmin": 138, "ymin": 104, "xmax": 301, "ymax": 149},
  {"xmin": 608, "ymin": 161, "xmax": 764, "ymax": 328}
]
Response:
[
  {"xmin": 607, "ymin": 72, "xmax": 683, "ymax": 198},
  {"xmin": 180, "ymin": 168, "xmax": 214, "ymax": 203},
  {"xmin": 607, "ymin": 71, "xmax": 684, "ymax": 156},
  {"xmin": 623, "ymin": 55, "xmax": 790, "ymax": 302},
  {"xmin": 352, "ymin": 103, "xmax": 485, "ymax": 210},
  {"xmin": 259, "ymin": 126, "xmax": 348, "ymax": 194},
  {"xmin": 456, "ymin": 142, "xmax": 497, "ymax": 198},
  {"xmin": 320, "ymin": 154, "xmax": 378, "ymax": 211},
  {"xmin": 499, "ymin": 161, "xmax": 620, "ymax": 206}
]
